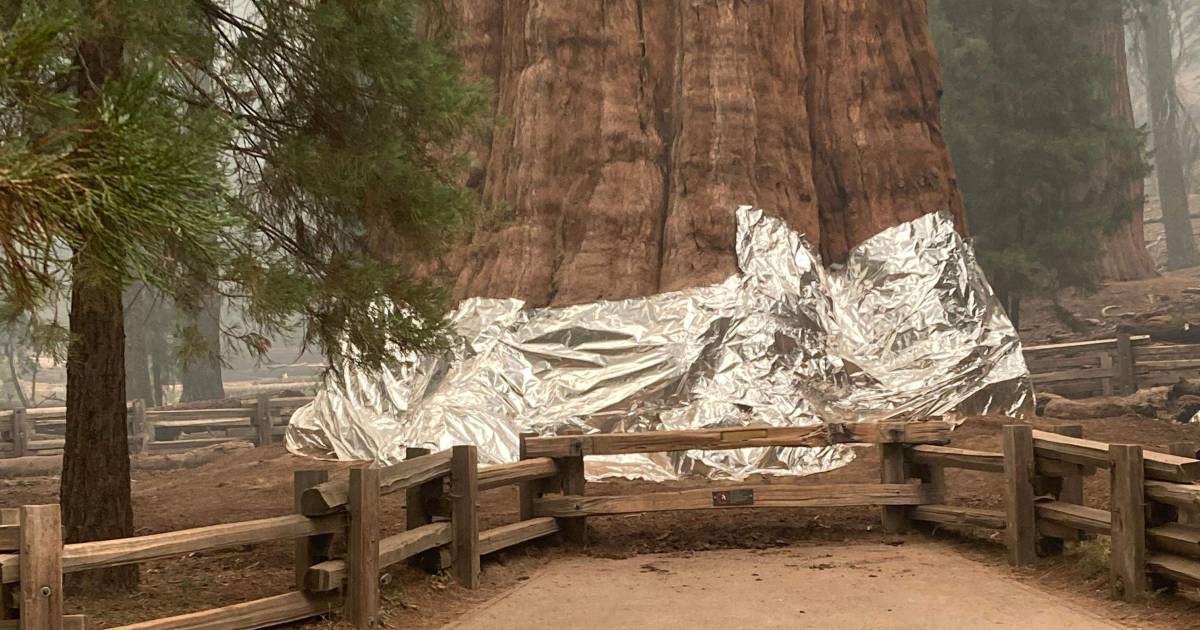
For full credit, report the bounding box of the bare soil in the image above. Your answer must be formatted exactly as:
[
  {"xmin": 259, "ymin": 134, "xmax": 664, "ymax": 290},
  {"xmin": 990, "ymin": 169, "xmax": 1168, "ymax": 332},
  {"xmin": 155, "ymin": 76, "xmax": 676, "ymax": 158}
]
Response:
[{"xmin": 4, "ymin": 415, "xmax": 1200, "ymax": 628}]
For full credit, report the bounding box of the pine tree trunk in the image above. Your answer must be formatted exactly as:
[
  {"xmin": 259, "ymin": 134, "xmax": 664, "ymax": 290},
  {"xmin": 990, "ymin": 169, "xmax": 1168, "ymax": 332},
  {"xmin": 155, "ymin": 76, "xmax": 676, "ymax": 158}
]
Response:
[
  {"xmin": 1143, "ymin": 1, "xmax": 1199, "ymax": 270},
  {"xmin": 180, "ymin": 289, "xmax": 225, "ymax": 403},
  {"xmin": 1096, "ymin": 15, "xmax": 1157, "ymax": 281},
  {"xmin": 63, "ymin": 250, "xmax": 137, "ymax": 592},
  {"xmin": 447, "ymin": 0, "xmax": 966, "ymax": 306},
  {"xmin": 61, "ymin": 0, "xmax": 137, "ymax": 593}
]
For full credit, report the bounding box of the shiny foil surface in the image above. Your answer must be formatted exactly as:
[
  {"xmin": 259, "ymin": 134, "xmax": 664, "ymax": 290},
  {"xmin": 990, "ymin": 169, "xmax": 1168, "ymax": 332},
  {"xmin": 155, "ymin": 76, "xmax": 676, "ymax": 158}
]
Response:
[{"xmin": 286, "ymin": 207, "xmax": 1032, "ymax": 479}]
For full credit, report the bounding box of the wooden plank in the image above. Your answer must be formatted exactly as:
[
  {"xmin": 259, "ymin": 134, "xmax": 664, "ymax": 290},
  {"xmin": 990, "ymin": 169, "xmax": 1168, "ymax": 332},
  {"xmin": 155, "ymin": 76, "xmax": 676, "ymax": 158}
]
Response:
[
  {"xmin": 109, "ymin": 591, "xmax": 337, "ymax": 629},
  {"xmin": 1110, "ymin": 444, "xmax": 1147, "ymax": 601},
  {"xmin": 293, "ymin": 471, "xmax": 332, "ymax": 588},
  {"xmin": 1132, "ymin": 344, "xmax": 1200, "ymax": 361},
  {"xmin": 523, "ymin": 421, "xmax": 951, "ymax": 458},
  {"xmin": 0, "ymin": 616, "xmax": 85, "ymax": 630},
  {"xmin": 1148, "ymin": 523, "xmax": 1200, "ymax": 559},
  {"xmin": 1035, "ymin": 501, "xmax": 1110, "ymax": 535},
  {"xmin": 450, "ymin": 445, "xmax": 480, "ymax": 589},
  {"xmin": 302, "ymin": 449, "xmax": 453, "ymax": 515},
  {"xmin": 19, "ymin": 505, "xmax": 63, "ymax": 629},
  {"xmin": 147, "ymin": 437, "xmax": 239, "ymax": 451},
  {"xmin": 344, "ymin": 467, "xmax": 380, "ymax": 627},
  {"xmin": 1167, "ymin": 444, "xmax": 1199, "ymax": 525},
  {"xmin": 479, "ymin": 518, "xmax": 560, "ymax": 556},
  {"xmin": 478, "ymin": 458, "xmax": 558, "ymax": 491},
  {"xmin": 907, "ymin": 445, "xmax": 1003, "ymax": 473},
  {"xmin": 880, "ymin": 444, "xmax": 908, "ymax": 533},
  {"xmin": 1037, "ymin": 425, "xmax": 1086, "ymax": 552},
  {"xmin": 1031, "ymin": 430, "xmax": 1200, "ymax": 482},
  {"xmin": 1048, "ymin": 425, "xmax": 1084, "ymax": 504},
  {"xmin": 1030, "ymin": 367, "xmax": 1117, "ymax": 384},
  {"xmin": 306, "ymin": 522, "xmax": 452, "ymax": 592},
  {"xmin": 25, "ymin": 439, "xmax": 64, "ymax": 451},
  {"xmin": 1147, "ymin": 553, "xmax": 1200, "ymax": 587},
  {"xmin": 145, "ymin": 409, "xmax": 253, "ymax": 422},
  {"xmin": 1025, "ymin": 353, "xmax": 1102, "ymax": 371},
  {"xmin": 1099, "ymin": 353, "xmax": 1114, "ymax": 396},
  {"xmin": 534, "ymin": 483, "xmax": 931, "ymax": 517},
  {"xmin": 910, "ymin": 504, "xmax": 1005, "ymax": 530},
  {"xmin": 517, "ymin": 433, "xmax": 539, "ymax": 522},
  {"xmin": 1023, "ymin": 335, "xmax": 1148, "ymax": 353},
  {"xmin": 58, "ymin": 514, "xmax": 345, "ymax": 576},
  {"xmin": 1002, "ymin": 425, "xmax": 1037, "ymax": 566},
  {"xmin": 149, "ymin": 417, "xmax": 253, "ymax": 430},
  {"xmin": 0, "ymin": 527, "xmax": 15, "ymax": 553}
]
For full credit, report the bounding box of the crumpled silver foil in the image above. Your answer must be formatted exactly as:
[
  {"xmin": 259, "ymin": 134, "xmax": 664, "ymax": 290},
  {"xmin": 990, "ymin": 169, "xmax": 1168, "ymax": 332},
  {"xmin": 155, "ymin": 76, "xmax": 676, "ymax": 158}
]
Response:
[{"xmin": 286, "ymin": 207, "xmax": 1032, "ymax": 480}]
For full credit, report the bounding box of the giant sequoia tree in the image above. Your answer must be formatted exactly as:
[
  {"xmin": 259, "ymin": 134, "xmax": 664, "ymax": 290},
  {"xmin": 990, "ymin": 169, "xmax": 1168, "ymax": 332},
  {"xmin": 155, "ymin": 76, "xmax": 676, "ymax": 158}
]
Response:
[
  {"xmin": 0, "ymin": 0, "xmax": 484, "ymax": 591},
  {"xmin": 442, "ymin": 1, "xmax": 967, "ymax": 306}
]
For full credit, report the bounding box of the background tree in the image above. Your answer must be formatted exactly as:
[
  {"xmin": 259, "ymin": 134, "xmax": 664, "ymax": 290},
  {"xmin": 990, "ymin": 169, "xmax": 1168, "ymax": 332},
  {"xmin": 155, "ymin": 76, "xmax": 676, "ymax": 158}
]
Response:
[
  {"xmin": 930, "ymin": 0, "xmax": 1150, "ymax": 326},
  {"xmin": 0, "ymin": 0, "xmax": 485, "ymax": 592}
]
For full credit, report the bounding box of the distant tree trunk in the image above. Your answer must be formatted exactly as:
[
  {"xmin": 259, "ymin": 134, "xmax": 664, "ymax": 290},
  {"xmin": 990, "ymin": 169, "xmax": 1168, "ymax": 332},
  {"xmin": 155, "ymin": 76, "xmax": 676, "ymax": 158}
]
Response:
[
  {"xmin": 123, "ymin": 285, "xmax": 156, "ymax": 405},
  {"xmin": 61, "ymin": 1, "xmax": 138, "ymax": 593},
  {"xmin": 179, "ymin": 289, "xmax": 225, "ymax": 403},
  {"xmin": 1142, "ymin": 1, "xmax": 1199, "ymax": 270},
  {"xmin": 1096, "ymin": 14, "xmax": 1157, "ymax": 281},
  {"xmin": 447, "ymin": 0, "xmax": 966, "ymax": 306}
]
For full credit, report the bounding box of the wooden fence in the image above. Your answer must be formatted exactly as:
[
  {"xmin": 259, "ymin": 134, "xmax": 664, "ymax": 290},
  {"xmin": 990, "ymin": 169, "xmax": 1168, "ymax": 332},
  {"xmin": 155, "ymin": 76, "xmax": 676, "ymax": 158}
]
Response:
[
  {"xmin": 3, "ymin": 419, "xmax": 1200, "ymax": 627},
  {"xmin": 1024, "ymin": 333, "xmax": 1200, "ymax": 398},
  {"xmin": 0, "ymin": 395, "xmax": 313, "ymax": 459},
  {"xmin": 906, "ymin": 425, "xmax": 1200, "ymax": 601}
]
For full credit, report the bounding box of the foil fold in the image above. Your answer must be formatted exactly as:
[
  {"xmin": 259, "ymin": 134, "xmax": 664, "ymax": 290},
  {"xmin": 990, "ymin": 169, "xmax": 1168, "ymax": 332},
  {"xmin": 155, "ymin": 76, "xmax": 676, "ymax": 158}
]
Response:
[{"xmin": 286, "ymin": 207, "xmax": 1032, "ymax": 479}]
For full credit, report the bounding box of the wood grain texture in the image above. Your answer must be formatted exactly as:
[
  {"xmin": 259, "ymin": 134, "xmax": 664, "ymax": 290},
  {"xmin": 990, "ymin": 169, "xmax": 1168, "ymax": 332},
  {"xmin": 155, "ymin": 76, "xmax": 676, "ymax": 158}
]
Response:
[
  {"xmin": 293, "ymin": 470, "xmax": 333, "ymax": 588},
  {"xmin": 907, "ymin": 445, "xmax": 1003, "ymax": 473},
  {"xmin": 479, "ymin": 518, "xmax": 560, "ymax": 556},
  {"xmin": 1110, "ymin": 444, "xmax": 1148, "ymax": 600},
  {"xmin": 19, "ymin": 505, "xmax": 63, "ymax": 630},
  {"xmin": 478, "ymin": 458, "xmax": 557, "ymax": 491},
  {"xmin": 1147, "ymin": 553, "xmax": 1200, "ymax": 586},
  {"xmin": 1002, "ymin": 425, "xmax": 1037, "ymax": 566},
  {"xmin": 1035, "ymin": 502, "xmax": 1111, "ymax": 536},
  {"xmin": 910, "ymin": 504, "xmax": 1005, "ymax": 530},
  {"xmin": 450, "ymin": 445, "xmax": 480, "ymax": 589},
  {"xmin": 1032, "ymin": 430, "xmax": 1200, "ymax": 482},
  {"xmin": 306, "ymin": 523, "xmax": 452, "ymax": 592},
  {"xmin": 879, "ymin": 444, "xmax": 908, "ymax": 533},
  {"xmin": 534, "ymin": 483, "xmax": 930, "ymax": 517},
  {"xmin": 108, "ymin": 591, "xmax": 337, "ymax": 630},
  {"xmin": 345, "ymin": 467, "xmax": 380, "ymax": 627},
  {"xmin": 302, "ymin": 450, "xmax": 452, "ymax": 515}
]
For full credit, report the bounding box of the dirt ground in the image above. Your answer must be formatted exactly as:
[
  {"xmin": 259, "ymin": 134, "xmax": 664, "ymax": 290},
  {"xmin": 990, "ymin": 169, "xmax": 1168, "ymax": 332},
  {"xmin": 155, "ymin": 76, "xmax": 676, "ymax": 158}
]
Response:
[
  {"xmin": 5, "ymin": 415, "xmax": 1200, "ymax": 628},
  {"xmin": 447, "ymin": 543, "xmax": 1130, "ymax": 630}
]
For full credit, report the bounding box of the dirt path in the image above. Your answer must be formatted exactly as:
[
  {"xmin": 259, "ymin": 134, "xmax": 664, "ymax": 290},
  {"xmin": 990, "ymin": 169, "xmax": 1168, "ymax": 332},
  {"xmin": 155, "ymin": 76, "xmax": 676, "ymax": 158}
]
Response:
[{"xmin": 446, "ymin": 541, "xmax": 1135, "ymax": 630}]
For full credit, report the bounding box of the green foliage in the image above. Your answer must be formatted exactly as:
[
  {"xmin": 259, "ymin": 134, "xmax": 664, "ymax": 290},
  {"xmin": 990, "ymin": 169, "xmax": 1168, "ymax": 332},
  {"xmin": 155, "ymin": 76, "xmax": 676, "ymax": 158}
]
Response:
[
  {"xmin": 931, "ymin": 0, "xmax": 1149, "ymax": 303},
  {"xmin": 0, "ymin": 0, "xmax": 488, "ymax": 369}
]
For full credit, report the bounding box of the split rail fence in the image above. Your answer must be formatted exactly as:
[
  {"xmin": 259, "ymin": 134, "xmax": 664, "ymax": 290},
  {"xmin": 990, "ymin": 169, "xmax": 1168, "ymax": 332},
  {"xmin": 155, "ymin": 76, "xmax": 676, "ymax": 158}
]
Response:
[
  {"xmin": 1024, "ymin": 333, "xmax": 1200, "ymax": 398},
  {"xmin": 3, "ymin": 419, "xmax": 1200, "ymax": 627},
  {"xmin": 0, "ymin": 395, "xmax": 313, "ymax": 459}
]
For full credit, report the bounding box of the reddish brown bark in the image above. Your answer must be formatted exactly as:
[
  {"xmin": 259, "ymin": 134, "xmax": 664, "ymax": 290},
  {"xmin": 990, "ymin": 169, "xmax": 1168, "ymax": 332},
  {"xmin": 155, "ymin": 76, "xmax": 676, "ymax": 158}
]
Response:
[
  {"xmin": 448, "ymin": 0, "xmax": 966, "ymax": 307},
  {"xmin": 1095, "ymin": 13, "xmax": 1157, "ymax": 281}
]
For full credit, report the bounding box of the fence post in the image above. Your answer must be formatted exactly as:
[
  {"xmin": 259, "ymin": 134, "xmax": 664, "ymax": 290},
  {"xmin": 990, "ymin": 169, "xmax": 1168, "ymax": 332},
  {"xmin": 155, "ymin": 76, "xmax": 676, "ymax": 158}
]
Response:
[
  {"xmin": 0, "ymin": 510, "xmax": 14, "ymax": 619},
  {"xmin": 1110, "ymin": 444, "xmax": 1147, "ymax": 601},
  {"xmin": 1168, "ymin": 444, "xmax": 1198, "ymax": 525},
  {"xmin": 11, "ymin": 409, "xmax": 28, "ymax": 458},
  {"xmin": 345, "ymin": 467, "xmax": 380, "ymax": 628},
  {"xmin": 518, "ymin": 433, "xmax": 539, "ymax": 521},
  {"xmin": 19, "ymin": 505, "xmax": 63, "ymax": 630},
  {"xmin": 1114, "ymin": 333, "xmax": 1136, "ymax": 395},
  {"xmin": 405, "ymin": 447, "xmax": 450, "ymax": 573},
  {"xmin": 450, "ymin": 445, "xmax": 480, "ymax": 589},
  {"xmin": 293, "ymin": 470, "xmax": 332, "ymax": 589},
  {"xmin": 254, "ymin": 394, "xmax": 272, "ymax": 448},
  {"xmin": 1002, "ymin": 424, "xmax": 1037, "ymax": 566},
  {"xmin": 551, "ymin": 429, "xmax": 587, "ymax": 545},
  {"xmin": 880, "ymin": 443, "xmax": 909, "ymax": 533},
  {"xmin": 1035, "ymin": 425, "xmax": 1085, "ymax": 554},
  {"xmin": 128, "ymin": 400, "xmax": 147, "ymax": 454}
]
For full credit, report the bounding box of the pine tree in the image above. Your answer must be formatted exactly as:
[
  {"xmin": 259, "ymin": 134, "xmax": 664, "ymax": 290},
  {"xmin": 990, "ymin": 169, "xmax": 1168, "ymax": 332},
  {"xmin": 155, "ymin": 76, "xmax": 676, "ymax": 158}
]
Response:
[
  {"xmin": 0, "ymin": 0, "xmax": 485, "ymax": 591},
  {"xmin": 931, "ymin": 0, "xmax": 1149, "ymax": 326}
]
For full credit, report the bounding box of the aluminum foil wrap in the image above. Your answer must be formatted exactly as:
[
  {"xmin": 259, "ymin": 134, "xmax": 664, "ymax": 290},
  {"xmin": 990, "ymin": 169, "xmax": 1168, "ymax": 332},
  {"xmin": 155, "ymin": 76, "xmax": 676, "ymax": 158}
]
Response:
[{"xmin": 286, "ymin": 207, "xmax": 1032, "ymax": 479}]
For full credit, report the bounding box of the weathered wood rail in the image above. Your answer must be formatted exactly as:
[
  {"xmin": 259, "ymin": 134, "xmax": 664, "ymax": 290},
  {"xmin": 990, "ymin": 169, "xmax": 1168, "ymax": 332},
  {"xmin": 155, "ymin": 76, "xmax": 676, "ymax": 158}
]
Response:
[
  {"xmin": 4, "ymin": 418, "xmax": 1200, "ymax": 627},
  {"xmin": 904, "ymin": 424, "xmax": 1200, "ymax": 602},
  {"xmin": 1023, "ymin": 333, "xmax": 1200, "ymax": 398},
  {"xmin": 0, "ymin": 395, "xmax": 313, "ymax": 459}
]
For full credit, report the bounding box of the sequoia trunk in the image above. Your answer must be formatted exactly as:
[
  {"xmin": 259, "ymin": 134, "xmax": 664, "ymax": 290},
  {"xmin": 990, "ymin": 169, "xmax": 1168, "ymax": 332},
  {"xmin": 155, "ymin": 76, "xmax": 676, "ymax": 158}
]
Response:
[
  {"xmin": 1096, "ymin": 14, "xmax": 1157, "ymax": 280},
  {"xmin": 448, "ymin": 0, "xmax": 966, "ymax": 306},
  {"xmin": 1142, "ymin": 1, "xmax": 1199, "ymax": 270}
]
